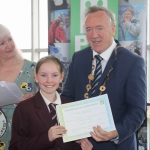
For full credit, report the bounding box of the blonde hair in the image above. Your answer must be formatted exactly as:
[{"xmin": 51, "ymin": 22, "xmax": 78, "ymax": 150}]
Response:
[
  {"xmin": 0, "ymin": 24, "xmax": 11, "ymax": 39},
  {"xmin": 124, "ymin": 7, "xmax": 134, "ymax": 16},
  {"xmin": 0, "ymin": 24, "xmax": 23, "ymax": 58}
]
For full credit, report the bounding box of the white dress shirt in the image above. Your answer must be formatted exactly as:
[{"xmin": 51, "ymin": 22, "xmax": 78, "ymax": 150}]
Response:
[
  {"xmin": 92, "ymin": 40, "xmax": 119, "ymax": 143},
  {"xmin": 92, "ymin": 40, "xmax": 117, "ymax": 72},
  {"xmin": 40, "ymin": 90, "xmax": 61, "ymax": 112}
]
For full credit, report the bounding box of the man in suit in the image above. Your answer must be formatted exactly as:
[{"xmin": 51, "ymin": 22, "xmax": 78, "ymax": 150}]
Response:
[{"xmin": 61, "ymin": 6, "xmax": 146, "ymax": 150}]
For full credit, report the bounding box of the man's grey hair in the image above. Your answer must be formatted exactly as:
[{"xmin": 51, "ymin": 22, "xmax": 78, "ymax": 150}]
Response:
[{"xmin": 84, "ymin": 6, "xmax": 116, "ymax": 26}]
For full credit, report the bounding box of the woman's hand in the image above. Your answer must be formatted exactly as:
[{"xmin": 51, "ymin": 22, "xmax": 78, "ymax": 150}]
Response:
[
  {"xmin": 0, "ymin": 93, "xmax": 34, "ymax": 106},
  {"xmin": 18, "ymin": 93, "xmax": 34, "ymax": 103},
  {"xmin": 48, "ymin": 125, "xmax": 67, "ymax": 142},
  {"xmin": 80, "ymin": 138, "xmax": 93, "ymax": 150}
]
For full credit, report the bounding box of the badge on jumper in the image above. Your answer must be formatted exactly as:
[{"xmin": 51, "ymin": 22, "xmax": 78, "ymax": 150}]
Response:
[
  {"xmin": 0, "ymin": 110, "xmax": 7, "ymax": 150},
  {"xmin": 0, "ymin": 110, "xmax": 7, "ymax": 138}
]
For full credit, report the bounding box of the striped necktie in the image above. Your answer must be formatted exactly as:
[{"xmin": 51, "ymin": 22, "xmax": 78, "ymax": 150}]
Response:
[
  {"xmin": 91, "ymin": 55, "xmax": 103, "ymax": 96},
  {"xmin": 49, "ymin": 103, "xmax": 57, "ymax": 126}
]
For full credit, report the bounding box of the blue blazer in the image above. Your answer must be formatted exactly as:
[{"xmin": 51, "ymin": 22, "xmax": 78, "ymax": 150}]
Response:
[{"xmin": 61, "ymin": 40, "xmax": 146, "ymax": 150}]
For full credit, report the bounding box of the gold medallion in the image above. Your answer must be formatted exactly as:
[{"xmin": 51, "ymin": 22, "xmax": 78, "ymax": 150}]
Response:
[
  {"xmin": 88, "ymin": 74, "xmax": 94, "ymax": 80},
  {"xmin": 0, "ymin": 142, "xmax": 5, "ymax": 150},
  {"xmin": 84, "ymin": 93, "xmax": 89, "ymax": 98},
  {"xmin": 84, "ymin": 46, "xmax": 119, "ymax": 98},
  {"xmin": 86, "ymin": 84, "xmax": 91, "ymax": 91},
  {"xmin": 100, "ymin": 86, "xmax": 106, "ymax": 92}
]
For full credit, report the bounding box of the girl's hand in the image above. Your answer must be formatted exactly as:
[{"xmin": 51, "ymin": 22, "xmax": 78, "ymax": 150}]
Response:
[
  {"xmin": 80, "ymin": 138, "xmax": 93, "ymax": 150},
  {"xmin": 48, "ymin": 125, "xmax": 67, "ymax": 142}
]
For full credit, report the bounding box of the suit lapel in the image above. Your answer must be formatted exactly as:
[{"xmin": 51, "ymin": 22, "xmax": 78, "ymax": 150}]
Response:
[
  {"xmin": 83, "ymin": 48, "xmax": 93, "ymax": 97},
  {"xmin": 93, "ymin": 43, "xmax": 122, "ymax": 97},
  {"xmin": 34, "ymin": 91, "xmax": 52, "ymax": 129},
  {"xmin": 83, "ymin": 48, "xmax": 93, "ymax": 77}
]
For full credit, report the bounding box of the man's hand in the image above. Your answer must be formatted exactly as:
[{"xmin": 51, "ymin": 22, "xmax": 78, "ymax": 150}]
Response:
[
  {"xmin": 48, "ymin": 126, "xmax": 67, "ymax": 142},
  {"xmin": 90, "ymin": 125, "xmax": 118, "ymax": 142}
]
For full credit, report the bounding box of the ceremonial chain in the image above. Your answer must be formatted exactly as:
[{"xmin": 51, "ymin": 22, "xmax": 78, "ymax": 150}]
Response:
[{"xmin": 84, "ymin": 46, "xmax": 124, "ymax": 99}]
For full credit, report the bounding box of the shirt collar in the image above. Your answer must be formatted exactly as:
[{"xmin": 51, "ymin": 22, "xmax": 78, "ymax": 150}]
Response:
[
  {"xmin": 40, "ymin": 90, "xmax": 61, "ymax": 106},
  {"xmin": 92, "ymin": 40, "xmax": 116, "ymax": 61}
]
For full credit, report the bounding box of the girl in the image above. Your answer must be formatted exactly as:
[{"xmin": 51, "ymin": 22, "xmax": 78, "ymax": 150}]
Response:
[
  {"xmin": 9, "ymin": 55, "xmax": 93, "ymax": 150},
  {"xmin": 55, "ymin": 20, "xmax": 67, "ymax": 43}
]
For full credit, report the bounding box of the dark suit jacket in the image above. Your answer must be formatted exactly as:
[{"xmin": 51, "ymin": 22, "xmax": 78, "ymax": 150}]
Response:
[
  {"xmin": 61, "ymin": 40, "xmax": 146, "ymax": 150},
  {"xmin": 9, "ymin": 91, "xmax": 81, "ymax": 150}
]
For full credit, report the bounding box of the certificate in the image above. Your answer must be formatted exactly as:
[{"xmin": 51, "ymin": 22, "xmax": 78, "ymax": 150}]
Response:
[{"xmin": 56, "ymin": 94, "xmax": 116, "ymax": 143}]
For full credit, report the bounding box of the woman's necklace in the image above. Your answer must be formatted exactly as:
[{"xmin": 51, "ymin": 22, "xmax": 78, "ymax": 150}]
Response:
[{"xmin": 84, "ymin": 46, "xmax": 123, "ymax": 99}]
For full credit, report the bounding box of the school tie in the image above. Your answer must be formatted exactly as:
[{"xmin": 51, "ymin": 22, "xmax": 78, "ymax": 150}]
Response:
[
  {"xmin": 91, "ymin": 55, "xmax": 103, "ymax": 96},
  {"xmin": 49, "ymin": 103, "xmax": 58, "ymax": 126}
]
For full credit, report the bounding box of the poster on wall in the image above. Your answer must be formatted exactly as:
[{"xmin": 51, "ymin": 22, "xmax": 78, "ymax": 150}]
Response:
[
  {"xmin": 48, "ymin": 0, "xmax": 71, "ymax": 91},
  {"xmin": 118, "ymin": 1, "xmax": 147, "ymax": 60},
  {"xmin": 70, "ymin": 0, "xmax": 118, "ymax": 56},
  {"xmin": 118, "ymin": 1, "xmax": 148, "ymax": 150}
]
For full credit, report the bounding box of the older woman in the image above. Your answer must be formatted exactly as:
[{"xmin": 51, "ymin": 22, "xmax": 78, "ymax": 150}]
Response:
[{"xmin": 0, "ymin": 24, "xmax": 38, "ymax": 150}]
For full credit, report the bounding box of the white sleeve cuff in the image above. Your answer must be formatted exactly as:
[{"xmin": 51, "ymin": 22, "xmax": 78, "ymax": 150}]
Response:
[{"xmin": 110, "ymin": 136, "xmax": 119, "ymax": 144}]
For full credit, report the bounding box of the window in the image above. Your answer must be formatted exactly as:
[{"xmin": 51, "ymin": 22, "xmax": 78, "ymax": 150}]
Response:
[
  {"xmin": 0, "ymin": 0, "xmax": 31, "ymax": 49},
  {"xmin": 39, "ymin": 0, "xmax": 48, "ymax": 49},
  {"xmin": 0, "ymin": 0, "xmax": 48, "ymax": 61}
]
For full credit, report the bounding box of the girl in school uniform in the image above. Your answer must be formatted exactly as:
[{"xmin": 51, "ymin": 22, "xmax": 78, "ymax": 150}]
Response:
[{"xmin": 9, "ymin": 55, "xmax": 93, "ymax": 150}]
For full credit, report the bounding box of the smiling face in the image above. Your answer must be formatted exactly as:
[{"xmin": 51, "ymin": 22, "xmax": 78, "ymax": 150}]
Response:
[
  {"xmin": 85, "ymin": 11, "xmax": 116, "ymax": 53},
  {"xmin": 124, "ymin": 10, "xmax": 133, "ymax": 21},
  {"xmin": 0, "ymin": 34, "xmax": 16, "ymax": 60},
  {"xmin": 34, "ymin": 61, "xmax": 64, "ymax": 98},
  {"xmin": 59, "ymin": 21, "xmax": 64, "ymax": 29}
]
